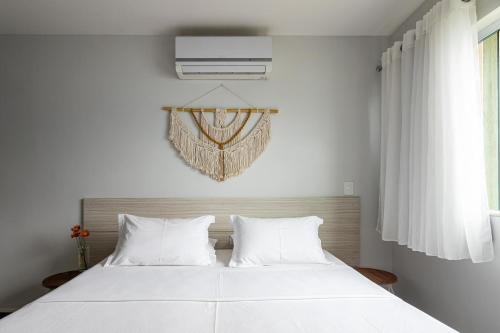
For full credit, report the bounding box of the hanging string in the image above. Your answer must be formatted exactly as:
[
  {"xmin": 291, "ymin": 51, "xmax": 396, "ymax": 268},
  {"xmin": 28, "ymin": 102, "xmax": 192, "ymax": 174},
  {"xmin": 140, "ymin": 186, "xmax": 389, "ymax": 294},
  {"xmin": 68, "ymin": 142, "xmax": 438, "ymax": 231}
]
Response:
[
  {"xmin": 180, "ymin": 84, "xmax": 255, "ymax": 108},
  {"xmin": 181, "ymin": 85, "xmax": 222, "ymax": 108},
  {"xmin": 219, "ymin": 84, "xmax": 254, "ymax": 107}
]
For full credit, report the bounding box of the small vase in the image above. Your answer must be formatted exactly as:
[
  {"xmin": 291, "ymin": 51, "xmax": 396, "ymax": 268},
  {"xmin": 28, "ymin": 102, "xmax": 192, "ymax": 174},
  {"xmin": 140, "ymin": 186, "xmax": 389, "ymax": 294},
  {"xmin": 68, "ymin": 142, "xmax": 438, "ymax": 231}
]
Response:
[{"xmin": 77, "ymin": 245, "xmax": 90, "ymax": 271}]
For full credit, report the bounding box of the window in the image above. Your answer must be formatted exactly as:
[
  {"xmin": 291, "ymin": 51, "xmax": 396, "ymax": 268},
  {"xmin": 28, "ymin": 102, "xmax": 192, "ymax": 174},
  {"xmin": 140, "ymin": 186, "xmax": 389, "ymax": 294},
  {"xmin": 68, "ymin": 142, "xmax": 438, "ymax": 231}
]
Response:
[{"xmin": 480, "ymin": 32, "xmax": 499, "ymax": 210}]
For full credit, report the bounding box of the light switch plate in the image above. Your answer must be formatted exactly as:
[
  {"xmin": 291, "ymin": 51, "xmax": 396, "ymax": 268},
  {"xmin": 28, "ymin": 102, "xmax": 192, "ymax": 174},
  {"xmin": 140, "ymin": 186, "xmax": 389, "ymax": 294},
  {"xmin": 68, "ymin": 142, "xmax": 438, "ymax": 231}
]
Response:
[{"xmin": 344, "ymin": 181, "xmax": 354, "ymax": 195}]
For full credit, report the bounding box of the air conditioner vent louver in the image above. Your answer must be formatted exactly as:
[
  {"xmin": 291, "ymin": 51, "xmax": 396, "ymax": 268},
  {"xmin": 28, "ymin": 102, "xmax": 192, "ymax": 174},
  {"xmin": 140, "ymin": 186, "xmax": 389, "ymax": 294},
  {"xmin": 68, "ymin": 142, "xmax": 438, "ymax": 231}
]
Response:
[{"xmin": 175, "ymin": 37, "xmax": 272, "ymax": 80}]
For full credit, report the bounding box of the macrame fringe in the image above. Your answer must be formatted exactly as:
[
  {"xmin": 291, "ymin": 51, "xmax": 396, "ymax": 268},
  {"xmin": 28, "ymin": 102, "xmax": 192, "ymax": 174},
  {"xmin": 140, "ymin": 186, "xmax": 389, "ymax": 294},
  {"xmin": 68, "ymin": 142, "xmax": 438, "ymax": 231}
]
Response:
[{"xmin": 169, "ymin": 110, "xmax": 271, "ymax": 182}]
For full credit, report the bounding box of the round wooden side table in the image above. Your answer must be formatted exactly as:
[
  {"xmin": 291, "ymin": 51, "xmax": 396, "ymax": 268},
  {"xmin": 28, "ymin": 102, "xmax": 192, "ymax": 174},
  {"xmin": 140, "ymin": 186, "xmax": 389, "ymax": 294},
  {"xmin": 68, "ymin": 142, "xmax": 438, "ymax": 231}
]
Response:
[
  {"xmin": 354, "ymin": 267, "xmax": 398, "ymax": 293},
  {"xmin": 42, "ymin": 270, "xmax": 81, "ymax": 290}
]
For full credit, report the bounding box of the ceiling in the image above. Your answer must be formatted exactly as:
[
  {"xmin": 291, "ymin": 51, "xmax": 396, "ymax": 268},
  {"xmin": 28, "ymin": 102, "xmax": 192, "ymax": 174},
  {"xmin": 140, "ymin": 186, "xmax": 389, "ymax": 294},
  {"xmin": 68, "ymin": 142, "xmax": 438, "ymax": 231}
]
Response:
[{"xmin": 0, "ymin": 0, "xmax": 426, "ymax": 36}]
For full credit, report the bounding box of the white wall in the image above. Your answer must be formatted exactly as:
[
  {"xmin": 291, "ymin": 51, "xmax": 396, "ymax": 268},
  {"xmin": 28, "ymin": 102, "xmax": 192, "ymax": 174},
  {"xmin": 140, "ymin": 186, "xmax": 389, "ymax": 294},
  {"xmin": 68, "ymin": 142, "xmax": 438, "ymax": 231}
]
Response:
[
  {"xmin": 478, "ymin": 0, "xmax": 500, "ymax": 18},
  {"xmin": 393, "ymin": 220, "xmax": 500, "ymax": 333},
  {"xmin": 388, "ymin": 1, "xmax": 500, "ymax": 332},
  {"xmin": 0, "ymin": 35, "xmax": 391, "ymax": 308}
]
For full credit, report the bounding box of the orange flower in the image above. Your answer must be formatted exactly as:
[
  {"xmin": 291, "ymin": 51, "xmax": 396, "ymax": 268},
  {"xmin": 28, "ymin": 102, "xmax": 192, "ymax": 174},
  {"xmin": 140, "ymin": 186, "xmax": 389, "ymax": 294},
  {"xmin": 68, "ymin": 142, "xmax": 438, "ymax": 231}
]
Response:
[
  {"xmin": 80, "ymin": 230, "xmax": 90, "ymax": 238},
  {"xmin": 71, "ymin": 231, "xmax": 80, "ymax": 238},
  {"xmin": 71, "ymin": 225, "xmax": 81, "ymax": 232}
]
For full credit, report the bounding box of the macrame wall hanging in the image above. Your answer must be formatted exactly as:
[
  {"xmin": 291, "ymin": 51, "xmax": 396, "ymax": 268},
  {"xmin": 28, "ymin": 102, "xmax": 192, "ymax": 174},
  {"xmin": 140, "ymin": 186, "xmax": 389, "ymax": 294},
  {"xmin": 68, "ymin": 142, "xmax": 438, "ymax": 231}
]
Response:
[{"xmin": 163, "ymin": 84, "xmax": 279, "ymax": 182}]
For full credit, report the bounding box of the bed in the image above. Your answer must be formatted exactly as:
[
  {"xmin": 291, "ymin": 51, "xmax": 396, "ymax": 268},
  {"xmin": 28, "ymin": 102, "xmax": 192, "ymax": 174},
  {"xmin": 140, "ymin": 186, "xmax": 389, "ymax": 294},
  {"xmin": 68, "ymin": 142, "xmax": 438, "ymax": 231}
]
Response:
[{"xmin": 0, "ymin": 197, "xmax": 456, "ymax": 332}]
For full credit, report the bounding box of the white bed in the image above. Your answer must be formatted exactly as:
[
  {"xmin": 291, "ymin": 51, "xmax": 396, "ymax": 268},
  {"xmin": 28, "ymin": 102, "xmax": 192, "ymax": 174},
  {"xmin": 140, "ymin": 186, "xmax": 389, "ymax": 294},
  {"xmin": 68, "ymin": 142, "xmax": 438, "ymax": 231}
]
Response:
[{"xmin": 0, "ymin": 250, "xmax": 456, "ymax": 333}]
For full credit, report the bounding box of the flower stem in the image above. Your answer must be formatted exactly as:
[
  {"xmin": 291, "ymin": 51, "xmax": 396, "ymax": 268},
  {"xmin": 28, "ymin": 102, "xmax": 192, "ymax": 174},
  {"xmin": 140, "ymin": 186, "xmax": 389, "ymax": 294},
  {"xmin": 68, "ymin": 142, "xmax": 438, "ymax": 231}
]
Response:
[{"xmin": 76, "ymin": 236, "xmax": 88, "ymax": 270}]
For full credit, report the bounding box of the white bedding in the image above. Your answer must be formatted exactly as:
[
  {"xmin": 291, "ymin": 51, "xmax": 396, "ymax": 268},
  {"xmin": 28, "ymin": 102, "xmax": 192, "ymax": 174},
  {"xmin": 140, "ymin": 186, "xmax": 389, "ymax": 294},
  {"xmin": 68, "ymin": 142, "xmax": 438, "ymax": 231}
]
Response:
[{"xmin": 0, "ymin": 250, "xmax": 457, "ymax": 333}]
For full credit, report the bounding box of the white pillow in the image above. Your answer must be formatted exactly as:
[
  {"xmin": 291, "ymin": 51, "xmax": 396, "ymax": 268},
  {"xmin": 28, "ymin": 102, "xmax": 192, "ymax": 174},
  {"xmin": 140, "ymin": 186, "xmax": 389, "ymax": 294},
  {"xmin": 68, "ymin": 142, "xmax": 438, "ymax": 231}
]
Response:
[
  {"xmin": 229, "ymin": 215, "xmax": 329, "ymax": 267},
  {"xmin": 105, "ymin": 214, "xmax": 215, "ymax": 266}
]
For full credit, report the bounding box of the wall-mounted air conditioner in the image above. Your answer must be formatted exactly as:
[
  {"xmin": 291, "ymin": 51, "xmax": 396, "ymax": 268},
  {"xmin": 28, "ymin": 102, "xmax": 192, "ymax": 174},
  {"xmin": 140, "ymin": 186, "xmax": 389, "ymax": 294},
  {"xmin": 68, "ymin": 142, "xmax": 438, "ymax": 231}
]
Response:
[{"xmin": 175, "ymin": 36, "xmax": 272, "ymax": 80}]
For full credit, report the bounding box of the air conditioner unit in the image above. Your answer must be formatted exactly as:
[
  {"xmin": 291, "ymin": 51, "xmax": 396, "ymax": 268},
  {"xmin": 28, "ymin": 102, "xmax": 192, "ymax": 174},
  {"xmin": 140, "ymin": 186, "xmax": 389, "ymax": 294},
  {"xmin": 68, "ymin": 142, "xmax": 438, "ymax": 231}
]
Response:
[{"xmin": 175, "ymin": 36, "xmax": 272, "ymax": 80}]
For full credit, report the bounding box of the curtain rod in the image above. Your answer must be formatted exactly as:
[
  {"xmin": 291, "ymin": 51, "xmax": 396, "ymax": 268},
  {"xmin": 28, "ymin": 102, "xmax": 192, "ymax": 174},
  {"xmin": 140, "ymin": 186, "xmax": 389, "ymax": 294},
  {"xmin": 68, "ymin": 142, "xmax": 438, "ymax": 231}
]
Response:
[{"xmin": 376, "ymin": 0, "xmax": 471, "ymax": 72}]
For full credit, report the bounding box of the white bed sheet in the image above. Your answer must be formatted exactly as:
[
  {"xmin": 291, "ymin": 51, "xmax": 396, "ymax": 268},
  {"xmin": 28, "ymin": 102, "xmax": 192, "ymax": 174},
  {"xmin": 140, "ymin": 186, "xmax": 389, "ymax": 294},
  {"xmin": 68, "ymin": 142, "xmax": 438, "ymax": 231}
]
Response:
[{"xmin": 0, "ymin": 250, "xmax": 457, "ymax": 333}]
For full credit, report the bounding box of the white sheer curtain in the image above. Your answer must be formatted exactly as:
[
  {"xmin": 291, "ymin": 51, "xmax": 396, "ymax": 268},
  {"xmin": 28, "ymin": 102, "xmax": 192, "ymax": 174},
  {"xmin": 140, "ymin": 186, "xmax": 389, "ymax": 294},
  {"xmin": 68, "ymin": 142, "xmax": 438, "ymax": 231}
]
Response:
[{"xmin": 378, "ymin": 0, "xmax": 494, "ymax": 263}]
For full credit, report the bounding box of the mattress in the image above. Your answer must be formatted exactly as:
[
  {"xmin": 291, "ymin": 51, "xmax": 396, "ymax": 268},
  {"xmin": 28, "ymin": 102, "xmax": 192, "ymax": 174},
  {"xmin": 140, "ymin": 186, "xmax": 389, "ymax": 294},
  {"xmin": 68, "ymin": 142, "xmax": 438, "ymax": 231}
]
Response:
[{"xmin": 0, "ymin": 250, "xmax": 456, "ymax": 333}]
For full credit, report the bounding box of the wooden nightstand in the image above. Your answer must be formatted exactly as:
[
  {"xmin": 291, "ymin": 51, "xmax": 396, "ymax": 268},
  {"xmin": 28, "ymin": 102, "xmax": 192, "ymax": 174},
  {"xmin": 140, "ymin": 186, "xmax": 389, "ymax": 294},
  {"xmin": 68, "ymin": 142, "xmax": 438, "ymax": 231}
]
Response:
[
  {"xmin": 42, "ymin": 270, "xmax": 81, "ymax": 290},
  {"xmin": 355, "ymin": 267, "xmax": 398, "ymax": 293}
]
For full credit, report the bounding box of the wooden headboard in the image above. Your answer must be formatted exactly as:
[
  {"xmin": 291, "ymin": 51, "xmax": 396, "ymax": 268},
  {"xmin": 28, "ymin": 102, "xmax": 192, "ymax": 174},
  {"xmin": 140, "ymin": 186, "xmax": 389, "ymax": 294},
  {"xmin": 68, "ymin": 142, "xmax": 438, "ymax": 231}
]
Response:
[{"xmin": 82, "ymin": 197, "xmax": 360, "ymax": 266}]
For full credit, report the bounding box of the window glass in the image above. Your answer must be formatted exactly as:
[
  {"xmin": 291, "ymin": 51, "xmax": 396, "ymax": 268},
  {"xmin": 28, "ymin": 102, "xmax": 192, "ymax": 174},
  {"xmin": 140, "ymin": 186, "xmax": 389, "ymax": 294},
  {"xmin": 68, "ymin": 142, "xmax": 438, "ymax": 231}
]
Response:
[{"xmin": 480, "ymin": 32, "xmax": 499, "ymax": 210}]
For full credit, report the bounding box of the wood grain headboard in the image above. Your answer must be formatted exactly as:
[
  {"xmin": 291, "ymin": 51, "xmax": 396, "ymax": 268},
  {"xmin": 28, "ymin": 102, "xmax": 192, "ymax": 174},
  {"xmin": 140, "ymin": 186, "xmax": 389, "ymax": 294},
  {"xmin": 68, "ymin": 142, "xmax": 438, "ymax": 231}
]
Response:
[{"xmin": 82, "ymin": 197, "xmax": 360, "ymax": 266}]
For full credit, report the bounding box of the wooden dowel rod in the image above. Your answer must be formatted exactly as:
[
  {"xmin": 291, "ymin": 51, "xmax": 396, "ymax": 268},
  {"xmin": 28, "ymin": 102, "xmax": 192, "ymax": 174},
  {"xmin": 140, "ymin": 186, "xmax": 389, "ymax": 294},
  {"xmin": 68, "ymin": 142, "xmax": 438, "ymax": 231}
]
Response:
[{"xmin": 162, "ymin": 107, "xmax": 279, "ymax": 114}]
